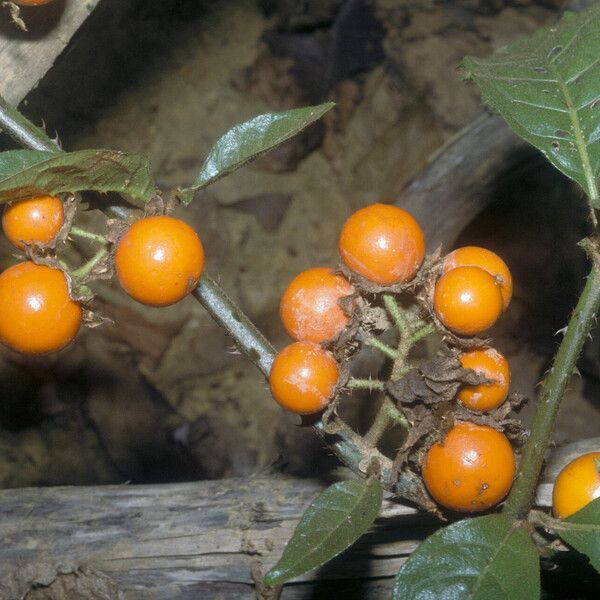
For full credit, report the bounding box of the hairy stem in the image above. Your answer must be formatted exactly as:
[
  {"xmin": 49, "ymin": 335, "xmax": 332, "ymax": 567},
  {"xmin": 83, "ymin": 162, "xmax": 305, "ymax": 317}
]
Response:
[
  {"xmin": 192, "ymin": 276, "xmax": 394, "ymax": 481},
  {"xmin": 70, "ymin": 227, "xmax": 107, "ymax": 244},
  {"xmin": 72, "ymin": 247, "xmax": 108, "ymax": 281},
  {"xmin": 383, "ymin": 293, "xmax": 408, "ymax": 334},
  {"xmin": 347, "ymin": 378, "xmax": 385, "ymax": 391},
  {"xmin": 366, "ymin": 336, "xmax": 399, "ymax": 360},
  {"xmin": 503, "ymin": 252, "xmax": 600, "ymax": 519},
  {"xmin": 363, "ymin": 396, "xmax": 410, "ymax": 448}
]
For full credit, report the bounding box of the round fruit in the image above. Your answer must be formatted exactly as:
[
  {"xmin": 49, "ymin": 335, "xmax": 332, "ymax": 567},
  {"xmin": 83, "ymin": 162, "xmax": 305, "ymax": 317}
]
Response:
[
  {"xmin": 3, "ymin": 195, "xmax": 64, "ymax": 250},
  {"xmin": 115, "ymin": 215, "xmax": 205, "ymax": 307},
  {"xmin": 0, "ymin": 261, "xmax": 82, "ymax": 355},
  {"xmin": 13, "ymin": 0, "xmax": 52, "ymax": 6},
  {"xmin": 443, "ymin": 246, "xmax": 512, "ymax": 310},
  {"xmin": 422, "ymin": 422, "xmax": 516, "ymax": 512},
  {"xmin": 338, "ymin": 203, "xmax": 425, "ymax": 286},
  {"xmin": 269, "ymin": 341, "xmax": 339, "ymax": 415},
  {"xmin": 14, "ymin": 0, "xmax": 55, "ymax": 5},
  {"xmin": 280, "ymin": 267, "xmax": 355, "ymax": 343},
  {"xmin": 553, "ymin": 452, "xmax": 600, "ymax": 519},
  {"xmin": 458, "ymin": 348, "xmax": 510, "ymax": 412},
  {"xmin": 433, "ymin": 266, "xmax": 503, "ymax": 336}
]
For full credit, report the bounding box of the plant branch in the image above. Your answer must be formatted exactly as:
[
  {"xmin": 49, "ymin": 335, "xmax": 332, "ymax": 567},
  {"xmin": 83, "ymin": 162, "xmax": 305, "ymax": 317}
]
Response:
[
  {"xmin": 192, "ymin": 277, "xmax": 395, "ymax": 482},
  {"xmin": 363, "ymin": 397, "xmax": 410, "ymax": 448},
  {"xmin": 347, "ymin": 378, "xmax": 385, "ymax": 391},
  {"xmin": 503, "ymin": 250, "xmax": 600, "ymax": 519},
  {"xmin": 70, "ymin": 227, "xmax": 107, "ymax": 244},
  {"xmin": 72, "ymin": 247, "xmax": 108, "ymax": 282},
  {"xmin": 383, "ymin": 294, "xmax": 408, "ymax": 334},
  {"xmin": 366, "ymin": 336, "xmax": 399, "ymax": 360},
  {"xmin": 0, "ymin": 94, "xmax": 59, "ymax": 152},
  {"xmin": 3, "ymin": 93, "xmax": 398, "ymax": 493}
]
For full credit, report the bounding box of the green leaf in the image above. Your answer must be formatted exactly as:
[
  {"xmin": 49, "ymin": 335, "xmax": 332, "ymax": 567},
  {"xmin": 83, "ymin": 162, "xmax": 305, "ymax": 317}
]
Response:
[
  {"xmin": 546, "ymin": 498, "xmax": 600, "ymax": 573},
  {"xmin": 178, "ymin": 102, "xmax": 335, "ymax": 204},
  {"xmin": 392, "ymin": 514, "xmax": 540, "ymax": 600},
  {"xmin": 461, "ymin": 3, "xmax": 600, "ymax": 206},
  {"xmin": 0, "ymin": 149, "xmax": 153, "ymax": 204},
  {"xmin": 264, "ymin": 477, "xmax": 383, "ymax": 586}
]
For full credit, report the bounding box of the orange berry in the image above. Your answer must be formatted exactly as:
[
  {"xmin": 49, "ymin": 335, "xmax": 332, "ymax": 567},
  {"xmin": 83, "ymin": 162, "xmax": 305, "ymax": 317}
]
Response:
[
  {"xmin": 2, "ymin": 195, "xmax": 64, "ymax": 250},
  {"xmin": 115, "ymin": 215, "xmax": 204, "ymax": 307},
  {"xmin": 443, "ymin": 246, "xmax": 512, "ymax": 311},
  {"xmin": 422, "ymin": 422, "xmax": 515, "ymax": 512},
  {"xmin": 433, "ymin": 266, "xmax": 503, "ymax": 336},
  {"xmin": 338, "ymin": 203, "xmax": 425, "ymax": 285},
  {"xmin": 552, "ymin": 452, "xmax": 600, "ymax": 519},
  {"xmin": 458, "ymin": 348, "xmax": 510, "ymax": 412},
  {"xmin": 280, "ymin": 267, "xmax": 355, "ymax": 343},
  {"xmin": 269, "ymin": 342, "xmax": 339, "ymax": 415},
  {"xmin": 14, "ymin": 0, "xmax": 54, "ymax": 5},
  {"xmin": 0, "ymin": 261, "xmax": 82, "ymax": 355}
]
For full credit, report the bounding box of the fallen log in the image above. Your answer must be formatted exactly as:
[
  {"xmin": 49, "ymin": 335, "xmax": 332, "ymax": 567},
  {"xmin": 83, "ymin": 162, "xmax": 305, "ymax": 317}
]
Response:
[{"xmin": 1, "ymin": 438, "xmax": 597, "ymax": 600}]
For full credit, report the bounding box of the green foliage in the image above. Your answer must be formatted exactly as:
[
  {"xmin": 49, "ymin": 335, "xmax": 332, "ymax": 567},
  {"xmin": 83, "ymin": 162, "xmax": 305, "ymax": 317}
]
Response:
[
  {"xmin": 0, "ymin": 149, "xmax": 153, "ymax": 204},
  {"xmin": 545, "ymin": 498, "xmax": 600, "ymax": 573},
  {"xmin": 392, "ymin": 515, "xmax": 540, "ymax": 600},
  {"xmin": 264, "ymin": 478, "xmax": 383, "ymax": 586},
  {"xmin": 178, "ymin": 102, "xmax": 335, "ymax": 204},
  {"xmin": 461, "ymin": 3, "xmax": 600, "ymax": 205}
]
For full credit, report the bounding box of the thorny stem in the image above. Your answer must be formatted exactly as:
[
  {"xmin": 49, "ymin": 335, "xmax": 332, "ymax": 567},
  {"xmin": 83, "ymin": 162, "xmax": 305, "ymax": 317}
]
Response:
[
  {"xmin": 70, "ymin": 227, "xmax": 107, "ymax": 244},
  {"xmin": 383, "ymin": 294, "xmax": 435, "ymax": 381},
  {"xmin": 71, "ymin": 247, "xmax": 108, "ymax": 282},
  {"xmin": 193, "ymin": 276, "xmax": 394, "ymax": 482},
  {"xmin": 503, "ymin": 243, "xmax": 600, "ymax": 519},
  {"xmin": 366, "ymin": 336, "xmax": 398, "ymax": 360},
  {"xmin": 0, "ymin": 94, "xmax": 59, "ymax": 151},
  {"xmin": 383, "ymin": 293, "xmax": 408, "ymax": 334},
  {"xmin": 347, "ymin": 378, "xmax": 385, "ymax": 391},
  {"xmin": 363, "ymin": 397, "xmax": 410, "ymax": 448}
]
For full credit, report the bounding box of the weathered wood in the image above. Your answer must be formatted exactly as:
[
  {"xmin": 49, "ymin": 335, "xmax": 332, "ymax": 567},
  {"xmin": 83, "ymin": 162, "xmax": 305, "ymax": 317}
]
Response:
[
  {"xmin": 400, "ymin": 113, "xmax": 531, "ymax": 247},
  {"xmin": 1, "ymin": 438, "xmax": 597, "ymax": 600},
  {"xmin": 0, "ymin": 0, "xmax": 101, "ymax": 105}
]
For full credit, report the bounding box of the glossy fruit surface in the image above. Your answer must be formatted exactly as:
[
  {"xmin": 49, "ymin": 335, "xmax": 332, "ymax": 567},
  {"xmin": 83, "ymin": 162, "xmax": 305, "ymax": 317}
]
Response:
[
  {"xmin": 269, "ymin": 341, "xmax": 339, "ymax": 414},
  {"xmin": 280, "ymin": 267, "xmax": 355, "ymax": 343},
  {"xmin": 0, "ymin": 261, "xmax": 82, "ymax": 354},
  {"xmin": 433, "ymin": 266, "xmax": 503, "ymax": 336},
  {"xmin": 14, "ymin": 0, "xmax": 55, "ymax": 5},
  {"xmin": 338, "ymin": 203, "xmax": 425, "ymax": 285},
  {"xmin": 422, "ymin": 422, "xmax": 515, "ymax": 512},
  {"xmin": 115, "ymin": 215, "xmax": 204, "ymax": 307},
  {"xmin": 458, "ymin": 348, "xmax": 510, "ymax": 412},
  {"xmin": 553, "ymin": 452, "xmax": 600, "ymax": 519},
  {"xmin": 443, "ymin": 246, "xmax": 512, "ymax": 310},
  {"xmin": 3, "ymin": 195, "xmax": 64, "ymax": 250}
]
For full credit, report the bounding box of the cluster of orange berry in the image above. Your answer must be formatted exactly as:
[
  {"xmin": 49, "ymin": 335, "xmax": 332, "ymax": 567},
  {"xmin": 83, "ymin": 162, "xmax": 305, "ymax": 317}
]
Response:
[
  {"xmin": 269, "ymin": 203, "xmax": 520, "ymax": 512},
  {"xmin": 0, "ymin": 195, "xmax": 205, "ymax": 355}
]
